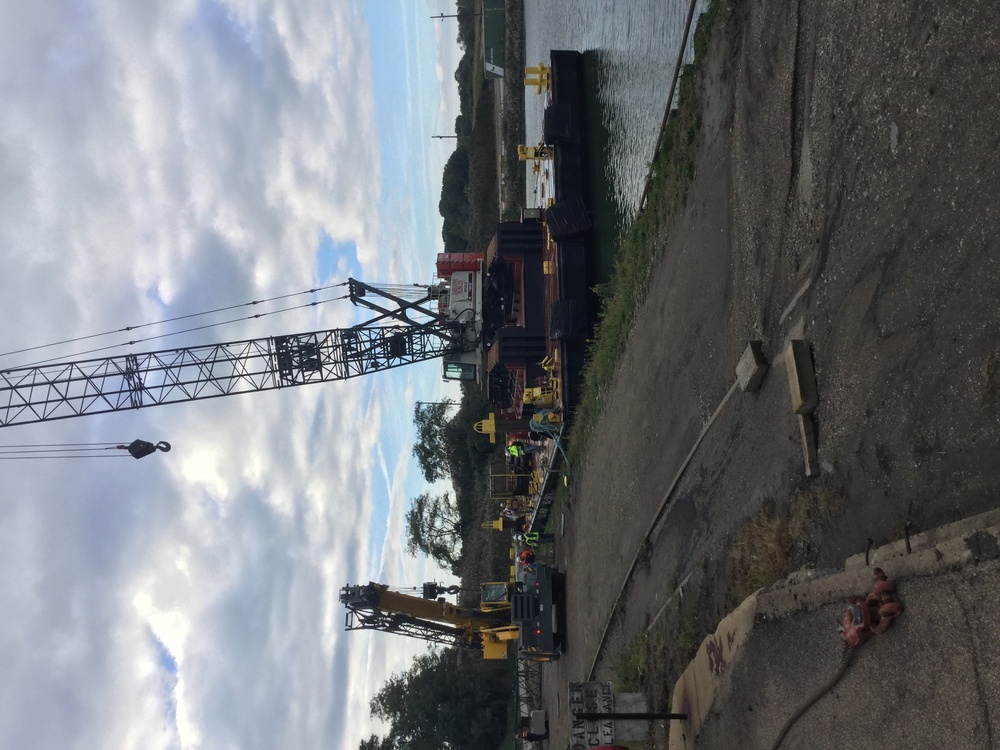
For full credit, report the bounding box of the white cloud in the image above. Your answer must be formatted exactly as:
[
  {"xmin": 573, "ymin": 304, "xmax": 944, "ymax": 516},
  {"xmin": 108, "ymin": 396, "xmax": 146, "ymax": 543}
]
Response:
[{"xmin": 0, "ymin": 0, "xmax": 461, "ymax": 748}]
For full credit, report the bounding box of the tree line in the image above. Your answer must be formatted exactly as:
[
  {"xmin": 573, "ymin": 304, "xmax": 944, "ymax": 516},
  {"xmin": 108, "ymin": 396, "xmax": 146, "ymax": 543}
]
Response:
[
  {"xmin": 359, "ymin": 647, "xmax": 514, "ymax": 750},
  {"xmin": 405, "ymin": 383, "xmax": 496, "ymax": 575},
  {"xmin": 439, "ymin": 0, "xmax": 490, "ymax": 253}
]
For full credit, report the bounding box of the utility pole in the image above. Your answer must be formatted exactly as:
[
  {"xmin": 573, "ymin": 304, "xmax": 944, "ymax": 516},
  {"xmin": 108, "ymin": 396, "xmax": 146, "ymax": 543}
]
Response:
[
  {"xmin": 416, "ymin": 400, "xmax": 458, "ymax": 410},
  {"xmin": 430, "ymin": 12, "xmax": 480, "ymax": 21}
]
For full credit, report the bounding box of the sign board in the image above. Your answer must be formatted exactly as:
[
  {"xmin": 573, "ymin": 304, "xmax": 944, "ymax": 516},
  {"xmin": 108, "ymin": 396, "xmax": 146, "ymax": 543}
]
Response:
[
  {"xmin": 568, "ymin": 682, "xmax": 614, "ymax": 749},
  {"xmin": 481, "ymin": 0, "xmax": 505, "ymax": 79}
]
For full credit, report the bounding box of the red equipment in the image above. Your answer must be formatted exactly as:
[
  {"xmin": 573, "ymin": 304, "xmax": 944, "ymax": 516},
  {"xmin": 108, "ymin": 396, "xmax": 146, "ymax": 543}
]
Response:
[{"xmin": 840, "ymin": 567, "xmax": 904, "ymax": 647}]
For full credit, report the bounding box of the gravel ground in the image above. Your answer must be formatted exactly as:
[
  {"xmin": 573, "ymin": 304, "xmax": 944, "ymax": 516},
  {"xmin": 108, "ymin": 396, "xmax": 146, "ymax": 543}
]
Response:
[{"xmin": 541, "ymin": 2, "xmax": 1000, "ymax": 747}]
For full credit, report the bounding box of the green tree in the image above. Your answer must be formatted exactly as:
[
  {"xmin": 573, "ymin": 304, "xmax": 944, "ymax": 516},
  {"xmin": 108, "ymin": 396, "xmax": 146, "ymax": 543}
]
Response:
[
  {"xmin": 358, "ymin": 735, "xmax": 394, "ymax": 750},
  {"xmin": 439, "ymin": 146, "xmax": 470, "ymax": 253},
  {"xmin": 369, "ymin": 648, "xmax": 512, "ymax": 750},
  {"xmin": 455, "ymin": 0, "xmax": 475, "ymax": 51},
  {"xmin": 412, "ymin": 400, "xmax": 455, "ymax": 483},
  {"xmin": 405, "ymin": 492, "xmax": 462, "ymax": 573}
]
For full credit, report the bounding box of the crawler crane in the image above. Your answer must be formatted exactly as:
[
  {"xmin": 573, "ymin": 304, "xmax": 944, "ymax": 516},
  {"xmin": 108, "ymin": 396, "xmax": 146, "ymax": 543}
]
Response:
[
  {"xmin": 0, "ymin": 278, "xmax": 479, "ymax": 427},
  {"xmin": 1, "ymin": 267, "xmax": 566, "ymax": 660}
]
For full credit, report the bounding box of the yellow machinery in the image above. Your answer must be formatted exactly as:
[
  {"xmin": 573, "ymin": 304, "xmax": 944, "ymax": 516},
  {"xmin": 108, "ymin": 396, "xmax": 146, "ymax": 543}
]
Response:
[
  {"xmin": 341, "ymin": 580, "xmax": 521, "ymax": 659},
  {"xmin": 341, "ymin": 570, "xmax": 562, "ymax": 661},
  {"xmin": 474, "ymin": 412, "xmax": 499, "ymax": 443},
  {"xmin": 523, "ymin": 384, "xmax": 557, "ymax": 408},
  {"xmin": 524, "ymin": 63, "xmax": 551, "ymax": 94},
  {"xmin": 518, "ymin": 144, "xmax": 552, "ymax": 160},
  {"xmin": 527, "ymin": 354, "xmax": 560, "ymax": 407},
  {"xmin": 482, "ymin": 517, "xmax": 505, "ymax": 532}
]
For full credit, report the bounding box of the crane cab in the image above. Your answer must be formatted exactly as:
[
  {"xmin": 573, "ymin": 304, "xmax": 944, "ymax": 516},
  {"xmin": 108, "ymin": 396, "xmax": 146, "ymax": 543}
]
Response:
[{"xmin": 480, "ymin": 581, "xmax": 517, "ymax": 611}]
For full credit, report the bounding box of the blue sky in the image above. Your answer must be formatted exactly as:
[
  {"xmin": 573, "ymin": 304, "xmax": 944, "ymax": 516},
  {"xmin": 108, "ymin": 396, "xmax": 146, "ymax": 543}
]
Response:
[
  {"xmin": 0, "ymin": 1, "xmax": 464, "ymax": 748},
  {"xmin": 316, "ymin": 234, "xmax": 360, "ymax": 282}
]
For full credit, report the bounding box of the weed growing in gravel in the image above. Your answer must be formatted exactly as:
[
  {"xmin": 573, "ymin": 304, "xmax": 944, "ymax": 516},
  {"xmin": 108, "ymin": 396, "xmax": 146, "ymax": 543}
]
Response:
[
  {"xmin": 729, "ymin": 478, "xmax": 845, "ymax": 603},
  {"xmin": 612, "ymin": 632, "xmax": 651, "ymax": 692},
  {"xmin": 675, "ymin": 608, "xmax": 699, "ymax": 656},
  {"xmin": 610, "ymin": 629, "xmax": 676, "ymax": 707}
]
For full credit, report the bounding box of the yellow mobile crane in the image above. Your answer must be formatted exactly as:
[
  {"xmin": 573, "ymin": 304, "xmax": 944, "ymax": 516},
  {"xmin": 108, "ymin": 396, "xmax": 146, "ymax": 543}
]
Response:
[{"xmin": 340, "ymin": 568, "xmax": 563, "ymax": 661}]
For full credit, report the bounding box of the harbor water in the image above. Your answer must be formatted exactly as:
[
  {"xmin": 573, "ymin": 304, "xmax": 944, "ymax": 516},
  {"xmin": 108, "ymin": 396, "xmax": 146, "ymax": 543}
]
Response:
[{"xmin": 523, "ymin": 0, "xmax": 709, "ymax": 272}]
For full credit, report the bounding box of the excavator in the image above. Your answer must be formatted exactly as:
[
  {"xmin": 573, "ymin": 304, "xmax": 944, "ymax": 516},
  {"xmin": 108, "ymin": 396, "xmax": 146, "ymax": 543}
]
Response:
[{"xmin": 340, "ymin": 565, "xmax": 564, "ymax": 661}]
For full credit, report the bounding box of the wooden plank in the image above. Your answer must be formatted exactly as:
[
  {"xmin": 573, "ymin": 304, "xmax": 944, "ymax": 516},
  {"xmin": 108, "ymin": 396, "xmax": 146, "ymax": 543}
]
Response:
[
  {"xmin": 798, "ymin": 413, "xmax": 819, "ymax": 477},
  {"xmin": 784, "ymin": 339, "xmax": 818, "ymax": 414}
]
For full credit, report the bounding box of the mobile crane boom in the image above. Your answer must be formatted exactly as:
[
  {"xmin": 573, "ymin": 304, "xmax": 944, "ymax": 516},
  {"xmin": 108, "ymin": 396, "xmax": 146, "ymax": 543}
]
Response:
[
  {"xmin": 341, "ymin": 569, "xmax": 563, "ymax": 661},
  {"xmin": 340, "ymin": 581, "xmax": 517, "ymax": 656},
  {"xmin": 0, "ymin": 279, "xmax": 477, "ymax": 428}
]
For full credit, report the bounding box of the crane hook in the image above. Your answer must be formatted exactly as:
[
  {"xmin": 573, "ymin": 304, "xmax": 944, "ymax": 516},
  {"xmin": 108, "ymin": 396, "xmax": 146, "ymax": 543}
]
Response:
[{"xmin": 118, "ymin": 439, "xmax": 172, "ymax": 459}]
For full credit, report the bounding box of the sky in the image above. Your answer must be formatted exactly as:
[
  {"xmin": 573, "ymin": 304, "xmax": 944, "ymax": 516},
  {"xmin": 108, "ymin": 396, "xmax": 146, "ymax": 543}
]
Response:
[{"xmin": 0, "ymin": 1, "xmax": 465, "ymax": 748}]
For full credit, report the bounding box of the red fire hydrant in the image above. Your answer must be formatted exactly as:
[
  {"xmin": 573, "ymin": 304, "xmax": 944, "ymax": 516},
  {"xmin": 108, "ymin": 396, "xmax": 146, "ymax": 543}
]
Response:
[{"xmin": 840, "ymin": 567, "xmax": 904, "ymax": 647}]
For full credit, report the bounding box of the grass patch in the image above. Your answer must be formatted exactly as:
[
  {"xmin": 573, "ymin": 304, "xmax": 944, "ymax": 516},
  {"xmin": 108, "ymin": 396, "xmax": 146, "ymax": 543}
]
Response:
[
  {"xmin": 729, "ymin": 478, "xmax": 845, "ymax": 603},
  {"xmin": 675, "ymin": 607, "xmax": 699, "ymax": 655},
  {"xmin": 610, "ymin": 629, "xmax": 672, "ymax": 693},
  {"xmin": 610, "ymin": 628, "xmax": 675, "ymax": 715},
  {"xmin": 612, "ymin": 632, "xmax": 651, "ymax": 692}
]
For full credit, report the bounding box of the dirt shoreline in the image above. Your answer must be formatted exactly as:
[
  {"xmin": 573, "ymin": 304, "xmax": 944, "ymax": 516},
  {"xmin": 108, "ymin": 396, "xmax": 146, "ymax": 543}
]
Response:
[{"xmin": 543, "ymin": 1, "xmax": 1000, "ymax": 747}]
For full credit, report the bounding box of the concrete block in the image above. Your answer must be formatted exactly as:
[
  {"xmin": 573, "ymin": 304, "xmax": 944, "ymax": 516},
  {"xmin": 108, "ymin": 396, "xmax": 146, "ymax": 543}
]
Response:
[
  {"xmin": 669, "ymin": 594, "xmax": 759, "ymax": 750},
  {"xmin": 735, "ymin": 340, "xmax": 768, "ymax": 393},
  {"xmin": 784, "ymin": 339, "xmax": 818, "ymax": 414},
  {"xmin": 614, "ymin": 694, "xmax": 651, "ymax": 741},
  {"xmin": 845, "ymin": 507, "xmax": 1000, "ymax": 570}
]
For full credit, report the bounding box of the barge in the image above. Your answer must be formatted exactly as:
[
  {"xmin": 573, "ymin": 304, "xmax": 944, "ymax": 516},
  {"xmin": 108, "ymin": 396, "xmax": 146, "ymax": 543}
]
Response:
[
  {"xmin": 436, "ymin": 51, "xmax": 592, "ymax": 411},
  {"xmin": 435, "ymin": 50, "xmax": 594, "ymax": 530}
]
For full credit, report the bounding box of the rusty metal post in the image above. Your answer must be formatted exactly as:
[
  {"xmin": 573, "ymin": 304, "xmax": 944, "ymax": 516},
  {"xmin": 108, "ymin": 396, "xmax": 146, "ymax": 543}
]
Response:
[{"xmin": 573, "ymin": 711, "xmax": 688, "ymax": 722}]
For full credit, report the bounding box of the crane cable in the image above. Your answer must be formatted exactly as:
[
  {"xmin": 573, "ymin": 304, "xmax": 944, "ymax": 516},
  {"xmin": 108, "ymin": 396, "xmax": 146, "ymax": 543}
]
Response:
[
  {"xmin": 0, "ymin": 439, "xmax": 171, "ymax": 461},
  {"xmin": 0, "ymin": 281, "xmax": 350, "ymax": 369}
]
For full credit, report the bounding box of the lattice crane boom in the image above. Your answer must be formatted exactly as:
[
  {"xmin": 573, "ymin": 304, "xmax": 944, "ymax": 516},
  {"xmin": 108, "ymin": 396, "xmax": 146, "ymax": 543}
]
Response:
[
  {"xmin": 0, "ymin": 278, "xmax": 476, "ymax": 428},
  {"xmin": 342, "ymin": 605, "xmax": 481, "ymax": 651}
]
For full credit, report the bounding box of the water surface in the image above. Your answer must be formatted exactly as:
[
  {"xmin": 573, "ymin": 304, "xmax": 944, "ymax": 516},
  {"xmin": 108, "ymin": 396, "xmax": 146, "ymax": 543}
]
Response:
[{"xmin": 524, "ymin": 0, "xmax": 709, "ymax": 240}]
